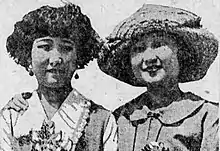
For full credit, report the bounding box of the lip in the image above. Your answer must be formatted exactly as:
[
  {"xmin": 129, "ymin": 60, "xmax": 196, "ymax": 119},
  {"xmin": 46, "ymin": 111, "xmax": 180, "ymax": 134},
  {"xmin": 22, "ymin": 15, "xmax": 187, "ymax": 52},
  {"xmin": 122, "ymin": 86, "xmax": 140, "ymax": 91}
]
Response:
[
  {"xmin": 140, "ymin": 58, "xmax": 163, "ymax": 73},
  {"xmin": 140, "ymin": 59, "xmax": 163, "ymax": 72},
  {"xmin": 46, "ymin": 68, "xmax": 65, "ymax": 74},
  {"xmin": 141, "ymin": 65, "xmax": 163, "ymax": 72}
]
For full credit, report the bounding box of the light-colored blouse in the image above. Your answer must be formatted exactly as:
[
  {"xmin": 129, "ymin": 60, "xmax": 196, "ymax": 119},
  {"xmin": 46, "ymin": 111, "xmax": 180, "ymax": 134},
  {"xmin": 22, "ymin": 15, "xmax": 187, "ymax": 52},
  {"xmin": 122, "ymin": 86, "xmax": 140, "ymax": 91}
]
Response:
[
  {"xmin": 0, "ymin": 90, "xmax": 117, "ymax": 151},
  {"xmin": 114, "ymin": 92, "xmax": 219, "ymax": 151}
]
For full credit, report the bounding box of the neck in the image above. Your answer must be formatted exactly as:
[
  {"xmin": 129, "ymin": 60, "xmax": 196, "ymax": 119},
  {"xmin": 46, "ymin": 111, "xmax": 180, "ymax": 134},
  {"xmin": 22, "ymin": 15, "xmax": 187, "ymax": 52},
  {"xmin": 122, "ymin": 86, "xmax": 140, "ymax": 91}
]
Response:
[
  {"xmin": 144, "ymin": 81, "xmax": 183, "ymax": 110},
  {"xmin": 37, "ymin": 83, "xmax": 73, "ymax": 110}
]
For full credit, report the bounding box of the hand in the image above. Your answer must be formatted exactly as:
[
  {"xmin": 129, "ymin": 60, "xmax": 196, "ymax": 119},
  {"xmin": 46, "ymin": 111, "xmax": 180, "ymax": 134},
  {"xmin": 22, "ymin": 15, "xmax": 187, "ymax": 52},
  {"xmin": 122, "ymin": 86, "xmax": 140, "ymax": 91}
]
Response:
[{"xmin": 3, "ymin": 92, "xmax": 31, "ymax": 113}]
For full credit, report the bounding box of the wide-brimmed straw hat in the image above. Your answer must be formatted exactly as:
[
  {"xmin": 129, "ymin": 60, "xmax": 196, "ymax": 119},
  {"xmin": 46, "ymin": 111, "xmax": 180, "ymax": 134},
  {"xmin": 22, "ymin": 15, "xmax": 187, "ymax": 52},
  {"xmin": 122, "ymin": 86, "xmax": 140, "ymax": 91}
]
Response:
[{"xmin": 98, "ymin": 4, "xmax": 218, "ymax": 86}]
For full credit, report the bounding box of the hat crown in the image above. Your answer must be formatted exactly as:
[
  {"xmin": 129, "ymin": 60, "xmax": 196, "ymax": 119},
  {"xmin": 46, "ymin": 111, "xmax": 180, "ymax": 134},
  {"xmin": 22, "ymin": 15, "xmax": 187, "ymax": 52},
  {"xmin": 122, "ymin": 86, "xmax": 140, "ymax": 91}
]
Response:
[
  {"xmin": 137, "ymin": 4, "xmax": 200, "ymax": 25},
  {"xmin": 109, "ymin": 4, "xmax": 201, "ymax": 40}
]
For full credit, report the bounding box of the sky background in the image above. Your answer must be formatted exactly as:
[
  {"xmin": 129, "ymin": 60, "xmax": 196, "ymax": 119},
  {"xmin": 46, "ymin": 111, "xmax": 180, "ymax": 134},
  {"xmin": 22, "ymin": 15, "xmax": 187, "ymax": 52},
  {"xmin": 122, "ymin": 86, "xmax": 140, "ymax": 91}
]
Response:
[{"xmin": 0, "ymin": 0, "xmax": 219, "ymax": 110}]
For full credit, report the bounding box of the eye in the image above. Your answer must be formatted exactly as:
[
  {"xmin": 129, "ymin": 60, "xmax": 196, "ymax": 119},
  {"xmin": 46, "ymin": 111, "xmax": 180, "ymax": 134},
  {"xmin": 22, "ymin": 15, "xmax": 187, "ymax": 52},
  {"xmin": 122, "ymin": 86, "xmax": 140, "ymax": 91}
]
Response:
[
  {"xmin": 132, "ymin": 45, "xmax": 146, "ymax": 53},
  {"xmin": 61, "ymin": 45, "xmax": 73, "ymax": 52},
  {"xmin": 151, "ymin": 41, "xmax": 165, "ymax": 49},
  {"xmin": 37, "ymin": 44, "xmax": 51, "ymax": 51}
]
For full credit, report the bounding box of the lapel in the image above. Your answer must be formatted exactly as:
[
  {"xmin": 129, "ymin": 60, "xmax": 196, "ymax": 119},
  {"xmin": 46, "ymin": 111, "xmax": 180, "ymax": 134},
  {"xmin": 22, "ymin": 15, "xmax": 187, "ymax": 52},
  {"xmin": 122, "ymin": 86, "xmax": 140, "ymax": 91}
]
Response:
[{"xmin": 55, "ymin": 89, "xmax": 92, "ymax": 144}]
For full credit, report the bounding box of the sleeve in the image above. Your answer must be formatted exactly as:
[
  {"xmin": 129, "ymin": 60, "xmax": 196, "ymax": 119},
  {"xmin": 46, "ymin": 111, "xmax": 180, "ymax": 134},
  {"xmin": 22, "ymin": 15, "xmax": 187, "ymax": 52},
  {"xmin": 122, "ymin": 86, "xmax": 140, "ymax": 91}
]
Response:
[
  {"xmin": 200, "ymin": 103, "xmax": 219, "ymax": 151},
  {"xmin": 103, "ymin": 113, "xmax": 118, "ymax": 151},
  {"xmin": 0, "ymin": 109, "xmax": 14, "ymax": 151},
  {"xmin": 0, "ymin": 107, "xmax": 22, "ymax": 151}
]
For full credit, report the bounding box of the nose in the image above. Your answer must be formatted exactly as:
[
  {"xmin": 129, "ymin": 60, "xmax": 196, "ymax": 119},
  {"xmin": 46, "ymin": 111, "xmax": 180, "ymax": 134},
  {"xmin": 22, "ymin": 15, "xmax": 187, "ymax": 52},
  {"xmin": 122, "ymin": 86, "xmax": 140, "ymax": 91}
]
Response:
[
  {"xmin": 142, "ymin": 47, "xmax": 159, "ymax": 63},
  {"xmin": 50, "ymin": 57, "xmax": 63, "ymax": 67},
  {"xmin": 142, "ymin": 56, "xmax": 161, "ymax": 69},
  {"xmin": 142, "ymin": 47, "xmax": 157, "ymax": 59},
  {"xmin": 49, "ymin": 48, "xmax": 63, "ymax": 67}
]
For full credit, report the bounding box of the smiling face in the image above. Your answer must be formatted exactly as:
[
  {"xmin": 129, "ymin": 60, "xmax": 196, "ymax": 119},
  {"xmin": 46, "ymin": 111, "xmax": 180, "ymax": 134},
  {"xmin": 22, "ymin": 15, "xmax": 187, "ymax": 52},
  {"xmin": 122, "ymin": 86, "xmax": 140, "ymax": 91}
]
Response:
[
  {"xmin": 130, "ymin": 32, "xmax": 180, "ymax": 86},
  {"xmin": 31, "ymin": 36, "xmax": 77, "ymax": 88}
]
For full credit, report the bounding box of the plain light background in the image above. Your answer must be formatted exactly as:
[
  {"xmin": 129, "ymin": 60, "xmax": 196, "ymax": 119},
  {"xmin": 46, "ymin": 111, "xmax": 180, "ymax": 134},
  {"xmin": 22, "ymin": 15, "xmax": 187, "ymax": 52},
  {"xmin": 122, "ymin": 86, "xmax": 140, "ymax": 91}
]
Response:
[{"xmin": 0, "ymin": 0, "xmax": 219, "ymax": 111}]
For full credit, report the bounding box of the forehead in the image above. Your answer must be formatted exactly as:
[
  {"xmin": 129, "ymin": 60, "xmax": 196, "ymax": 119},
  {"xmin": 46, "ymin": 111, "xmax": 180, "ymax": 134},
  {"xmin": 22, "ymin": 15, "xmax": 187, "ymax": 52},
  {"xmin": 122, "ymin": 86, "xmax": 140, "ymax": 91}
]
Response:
[
  {"xmin": 134, "ymin": 32, "xmax": 178, "ymax": 46},
  {"xmin": 33, "ymin": 36, "xmax": 75, "ymax": 45}
]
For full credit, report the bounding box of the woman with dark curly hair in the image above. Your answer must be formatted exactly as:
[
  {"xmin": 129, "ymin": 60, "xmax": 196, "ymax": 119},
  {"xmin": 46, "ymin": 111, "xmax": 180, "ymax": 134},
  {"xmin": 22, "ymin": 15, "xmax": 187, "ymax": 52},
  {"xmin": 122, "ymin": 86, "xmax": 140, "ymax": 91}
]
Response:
[
  {"xmin": 98, "ymin": 4, "xmax": 219, "ymax": 151},
  {"xmin": 0, "ymin": 3, "xmax": 117, "ymax": 151}
]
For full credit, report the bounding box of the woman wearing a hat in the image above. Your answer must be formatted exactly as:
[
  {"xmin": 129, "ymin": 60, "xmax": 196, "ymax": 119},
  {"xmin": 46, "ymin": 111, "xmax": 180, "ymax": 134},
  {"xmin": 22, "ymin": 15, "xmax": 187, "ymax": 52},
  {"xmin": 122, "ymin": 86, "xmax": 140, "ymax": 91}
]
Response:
[{"xmin": 98, "ymin": 4, "xmax": 219, "ymax": 151}]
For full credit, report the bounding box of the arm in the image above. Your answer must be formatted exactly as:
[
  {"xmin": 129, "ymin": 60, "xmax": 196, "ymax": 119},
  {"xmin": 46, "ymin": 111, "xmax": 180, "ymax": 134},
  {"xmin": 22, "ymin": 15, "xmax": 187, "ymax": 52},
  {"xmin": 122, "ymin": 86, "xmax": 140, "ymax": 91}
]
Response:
[
  {"xmin": 103, "ymin": 113, "xmax": 118, "ymax": 151},
  {"xmin": 2, "ymin": 93, "xmax": 30, "ymax": 113},
  {"xmin": 0, "ymin": 93, "xmax": 31, "ymax": 150},
  {"xmin": 0, "ymin": 107, "xmax": 33, "ymax": 151},
  {"xmin": 0, "ymin": 109, "xmax": 15, "ymax": 151}
]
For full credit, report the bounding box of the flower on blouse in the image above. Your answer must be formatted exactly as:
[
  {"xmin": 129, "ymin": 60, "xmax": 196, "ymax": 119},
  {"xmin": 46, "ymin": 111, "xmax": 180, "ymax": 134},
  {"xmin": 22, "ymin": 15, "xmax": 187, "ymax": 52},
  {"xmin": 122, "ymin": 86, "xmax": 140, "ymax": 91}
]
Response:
[
  {"xmin": 7, "ymin": 120, "xmax": 73, "ymax": 151},
  {"xmin": 141, "ymin": 141, "xmax": 170, "ymax": 151}
]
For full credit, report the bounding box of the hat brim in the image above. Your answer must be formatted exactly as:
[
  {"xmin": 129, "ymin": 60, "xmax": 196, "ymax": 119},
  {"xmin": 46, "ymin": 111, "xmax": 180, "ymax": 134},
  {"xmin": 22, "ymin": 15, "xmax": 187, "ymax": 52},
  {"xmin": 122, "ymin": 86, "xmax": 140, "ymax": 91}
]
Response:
[{"xmin": 98, "ymin": 26, "xmax": 218, "ymax": 86}]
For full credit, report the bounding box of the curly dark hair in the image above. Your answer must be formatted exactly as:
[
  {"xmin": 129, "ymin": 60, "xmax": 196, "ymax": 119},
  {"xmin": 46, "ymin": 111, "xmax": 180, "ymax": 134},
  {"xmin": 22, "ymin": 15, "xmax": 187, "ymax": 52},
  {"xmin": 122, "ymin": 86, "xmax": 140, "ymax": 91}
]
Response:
[{"xmin": 6, "ymin": 3, "xmax": 102, "ymax": 72}]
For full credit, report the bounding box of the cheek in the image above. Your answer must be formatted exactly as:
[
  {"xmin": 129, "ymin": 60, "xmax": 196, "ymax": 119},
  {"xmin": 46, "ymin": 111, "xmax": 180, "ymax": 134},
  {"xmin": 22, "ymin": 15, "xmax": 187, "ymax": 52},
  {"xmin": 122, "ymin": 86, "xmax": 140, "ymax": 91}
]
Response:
[
  {"xmin": 63, "ymin": 52, "xmax": 77, "ymax": 69},
  {"xmin": 171, "ymin": 57, "xmax": 180, "ymax": 74},
  {"xmin": 31, "ymin": 50, "xmax": 48, "ymax": 69},
  {"xmin": 156, "ymin": 47, "xmax": 173, "ymax": 60},
  {"xmin": 164, "ymin": 55, "xmax": 180, "ymax": 75},
  {"xmin": 130, "ymin": 53, "xmax": 143, "ymax": 67},
  {"xmin": 130, "ymin": 53, "xmax": 143, "ymax": 80}
]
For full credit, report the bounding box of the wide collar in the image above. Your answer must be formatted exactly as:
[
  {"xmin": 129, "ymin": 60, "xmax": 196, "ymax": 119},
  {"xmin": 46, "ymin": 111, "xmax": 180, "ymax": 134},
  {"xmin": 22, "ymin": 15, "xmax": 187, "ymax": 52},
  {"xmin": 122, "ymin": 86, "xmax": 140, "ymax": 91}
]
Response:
[
  {"xmin": 15, "ymin": 89, "xmax": 92, "ymax": 150},
  {"xmin": 115, "ymin": 92, "xmax": 205, "ymax": 126}
]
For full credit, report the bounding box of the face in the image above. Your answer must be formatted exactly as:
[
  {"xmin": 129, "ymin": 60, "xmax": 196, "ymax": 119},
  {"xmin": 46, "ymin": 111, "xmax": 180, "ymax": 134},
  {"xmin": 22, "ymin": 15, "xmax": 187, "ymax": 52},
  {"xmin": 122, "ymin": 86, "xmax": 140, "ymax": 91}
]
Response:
[
  {"xmin": 31, "ymin": 36, "xmax": 77, "ymax": 88},
  {"xmin": 130, "ymin": 32, "xmax": 180, "ymax": 85}
]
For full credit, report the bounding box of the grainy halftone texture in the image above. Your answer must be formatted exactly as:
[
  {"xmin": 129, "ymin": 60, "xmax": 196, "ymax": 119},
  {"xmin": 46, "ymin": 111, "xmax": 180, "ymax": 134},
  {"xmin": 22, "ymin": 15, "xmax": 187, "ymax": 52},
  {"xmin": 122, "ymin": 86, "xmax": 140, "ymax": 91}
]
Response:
[
  {"xmin": 6, "ymin": 3, "xmax": 102, "ymax": 71},
  {"xmin": 98, "ymin": 4, "xmax": 219, "ymax": 86}
]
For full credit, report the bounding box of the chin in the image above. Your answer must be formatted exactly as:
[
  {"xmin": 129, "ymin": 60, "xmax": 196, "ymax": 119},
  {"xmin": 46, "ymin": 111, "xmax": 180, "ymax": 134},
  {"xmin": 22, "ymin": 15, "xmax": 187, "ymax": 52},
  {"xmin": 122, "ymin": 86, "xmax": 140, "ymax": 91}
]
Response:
[
  {"xmin": 40, "ymin": 79, "xmax": 67, "ymax": 88},
  {"xmin": 44, "ymin": 83, "xmax": 65, "ymax": 88}
]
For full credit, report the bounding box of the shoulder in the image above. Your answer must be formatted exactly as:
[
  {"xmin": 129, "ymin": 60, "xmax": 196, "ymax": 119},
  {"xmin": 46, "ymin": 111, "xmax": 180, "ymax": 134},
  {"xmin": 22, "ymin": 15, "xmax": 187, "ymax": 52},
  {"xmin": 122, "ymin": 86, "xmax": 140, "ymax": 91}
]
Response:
[
  {"xmin": 90, "ymin": 100, "xmax": 110, "ymax": 113},
  {"xmin": 67, "ymin": 89, "xmax": 112, "ymax": 119},
  {"xmin": 184, "ymin": 92, "xmax": 218, "ymax": 114},
  {"xmin": 0, "ymin": 91, "xmax": 34, "ymax": 127},
  {"xmin": 113, "ymin": 93, "xmax": 147, "ymax": 121},
  {"xmin": 202, "ymin": 100, "xmax": 218, "ymax": 126},
  {"xmin": 113, "ymin": 101, "xmax": 133, "ymax": 122},
  {"xmin": 86, "ymin": 101, "xmax": 116, "ymax": 134},
  {"xmin": 202, "ymin": 99, "xmax": 218, "ymax": 113},
  {"xmin": 89, "ymin": 100, "xmax": 112, "ymax": 122},
  {"xmin": 182, "ymin": 92, "xmax": 218, "ymax": 124}
]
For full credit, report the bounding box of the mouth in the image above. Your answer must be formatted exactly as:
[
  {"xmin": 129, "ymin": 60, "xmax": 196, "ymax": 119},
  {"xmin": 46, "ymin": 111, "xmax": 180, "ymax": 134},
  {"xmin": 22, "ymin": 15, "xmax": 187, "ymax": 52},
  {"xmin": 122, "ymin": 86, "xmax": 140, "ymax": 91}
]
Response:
[
  {"xmin": 140, "ymin": 64, "xmax": 163, "ymax": 77},
  {"xmin": 140, "ymin": 58, "xmax": 163, "ymax": 73},
  {"xmin": 141, "ymin": 65, "xmax": 163, "ymax": 72},
  {"xmin": 46, "ymin": 68, "xmax": 65, "ymax": 74}
]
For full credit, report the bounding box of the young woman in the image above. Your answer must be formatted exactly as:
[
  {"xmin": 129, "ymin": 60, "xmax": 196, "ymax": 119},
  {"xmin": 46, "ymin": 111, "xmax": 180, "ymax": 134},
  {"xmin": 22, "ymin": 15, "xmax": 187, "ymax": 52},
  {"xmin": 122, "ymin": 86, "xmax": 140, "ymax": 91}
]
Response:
[
  {"xmin": 98, "ymin": 4, "xmax": 219, "ymax": 151},
  {"xmin": 0, "ymin": 3, "xmax": 117, "ymax": 151}
]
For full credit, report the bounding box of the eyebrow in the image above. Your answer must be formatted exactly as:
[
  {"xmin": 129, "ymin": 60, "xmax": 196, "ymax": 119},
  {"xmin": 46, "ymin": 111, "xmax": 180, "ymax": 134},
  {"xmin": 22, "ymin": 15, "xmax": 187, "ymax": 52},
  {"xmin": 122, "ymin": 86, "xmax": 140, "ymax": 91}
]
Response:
[
  {"xmin": 35, "ymin": 38, "xmax": 75, "ymax": 45},
  {"xmin": 60, "ymin": 39, "xmax": 75, "ymax": 45},
  {"xmin": 35, "ymin": 39, "xmax": 53, "ymax": 44}
]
